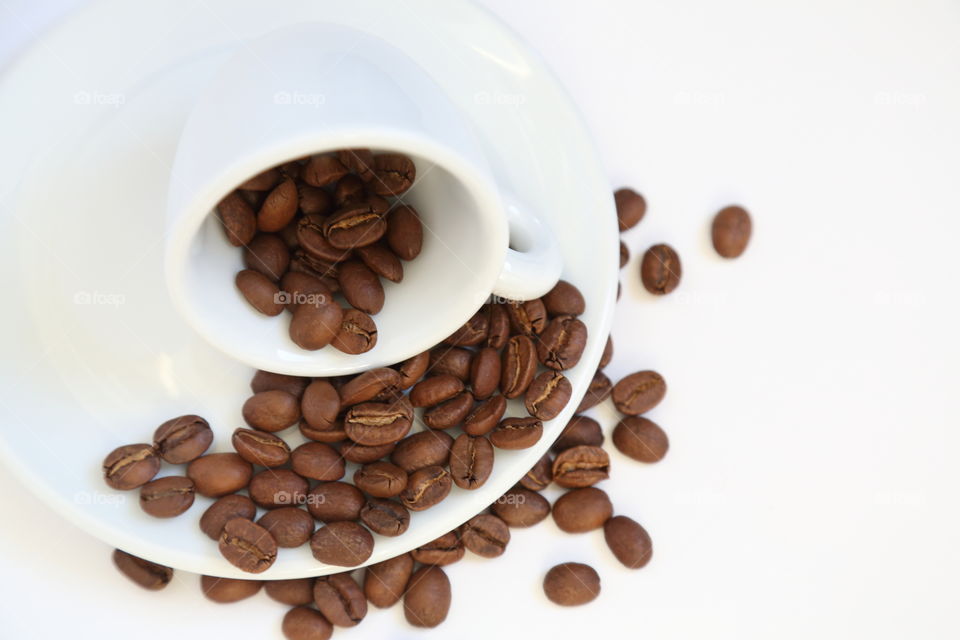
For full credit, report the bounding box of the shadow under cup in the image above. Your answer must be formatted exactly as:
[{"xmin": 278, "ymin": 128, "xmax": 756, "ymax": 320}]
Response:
[{"xmin": 182, "ymin": 150, "xmax": 506, "ymax": 372}]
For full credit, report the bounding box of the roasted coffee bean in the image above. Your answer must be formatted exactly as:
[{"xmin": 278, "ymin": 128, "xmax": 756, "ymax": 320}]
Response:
[
  {"xmin": 301, "ymin": 380, "xmax": 340, "ymax": 431},
  {"xmin": 337, "ymin": 148, "xmax": 375, "ymax": 181},
  {"xmin": 343, "ymin": 399, "xmax": 413, "ymax": 446},
  {"xmin": 152, "ymin": 415, "xmax": 212, "ymax": 464},
  {"xmin": 507, "ymin": 299, "xmax": 547, "ymax": 335},
  {"xmin": 232, "ymin": 428, "xmax": 290, "ymax": 467},
  {"xmin": 396, "ymin": 351, "xmax": 429, "ymax": 389},
  {"xmin": 712, "ymin": 205, "xmax": 752, "ymax": 258},
  {"xmin": 355, "ymin": 242, "xmax": 403, "ymax": 283},
  {"xmin": 500, "ymin": 335, "xmax": 537, "ymax": 398},
  {"xmin": 404, "ymin": 566, "xmax": 450, "ymax": 628},
  {"xmin": 324, "ymin": 196, "xmax": 390, "ymax": 249},
  {"xmin": 290, "ymin": 298, "xmax": 344, "ymax": 351},
  {"xmin": 552, "ymin": 487, "xmax": 613, "ymax": 533},
  {"xmin": 297, "ymin": 214, "xmax": 354, "ymax": 264},
  {"xmin": 449, "ymin": 434, "xmax": 494, "ymax": 490},
  {"xmin": 340, "ymin": 440, "xmax": 396, "ymax": 464},
  {"xmin": 338, "ymin": 260, "xmax": 385, "ymax": 315},
  {"xmin": 248, "ymin": 468, "xmax": 308, "ymax": 509},
  {"xmin": 251, "ymin": 370, "xmax": 310, "ymax": 397},
  {"xmin": 490, "ymin": 417, "xmax": 543, "ymax": 450},
  {"xmin": 443, "ymin": 309, "xmax": 488, "ymax": 346},
  {"xmin": 282, "ymin": 607, "xmax": 333, "ymax": 640},
  {"xmin": 553, "ymin": 415, "xmax": 604, "ymax": 453},
  {"xmin": 422, "ymin": 391, "xmax": 474, "ymax": 430},
  {"xmin": 306, "ymin": 482, "xmax": 365, "ymax": 523},
  {"xmin": 244, "ymin": 234, "xmax": 291, "ymax": 281},
  {"xmin": 354, "ymin": 461, "xmax": 408, "ymax": 498},
  {"xmin": 577, "ymin": 370, "xmax": 613, "ymax": 412},
  {"xmin": 552, "ymin": 445, "xmax": 610, "ymax": 488},
  {"xmin": 600, "ymin": 335, "xmax": 614, "ymax": 369},
  {"xmin": 604, "ymin": 515, "xmax": 653, "ymax": 568},
  {"xmin": 612, "ymin": 370, "xmax": 666, "ymax": 415},
  {"xmin": 542, "ymin": 280, "xmax": 585, "ymax": 317},
  {"xmin": 400, "ymin": 465, "xmax": 452, "ymax": 511},
  {"xmin": 371, "ymin": 153, "xmax": 416, "ymax": 196},
  {"xmin": 217, "ymin": 192, "xmax": 257, "ymax": 247},
  {"xmin": 485, "ymin": 303, "xmax": 510, "ymax": 349},
  {"xmin": 199, "ymin": 494, "xmax": 257, "ymax": 540},
  {"xmin": 620, "ymin": 240, "xmax": 630, "ymax": 268},
  {"xmin": 300, "ymin": 418, "xmax": 347, "ymax": 444},
  {"xmin": 521, "ymin": 453, "xmax": 553, "ymax": 491},
  {"xmin": 303, "ymin": 155, "xmax": 349, "ymax": 187},
  {"xmin": 469, "ymin": 347, "xmax": 500, "ymax": 399},
  {"xmin": 258, "ymin": 507, "xmax": 315, "ymax": 548},
  {"xmin": 612, "ymin": 416, "xmax": 669, "ymax": 462},
  {"xmin": 391, "ymin": 430, "xmax": 453, "ymax": 472},
  {"xmin": 339, "ymin": 368, "xmax": 401, "ymax": 407},
  {"xmin": 334, "ymin": 173, "xmax": 366, "ymax": 206},
  {"xmin": 258, "ymin": 177, "xmax": 299, "ymax": 232},
  {"xmin": 463, "ymin": 394, "xmax": 507, "ymax": 436},
  {"xmin": 386, "ymin": 204, "xmax": 422, "ymax": 260},
  {"xmin": 537, "ymin": 316, "xmax": 588, "ymax": 371},
  {"xmin": 410, "ymin": 374, "xmax": 463, "ymax": 408},
  {"xmin": 235, "ymin": 269, "xmax": 282, "ymax": 316},
  {"xmin": 281, "ymin": 271, "xmax": 334, "ymax": 312},
  {"xmin": 364, "ymin": 553, "xmax": 414, "ymax": 608},
  {"xmin": 289, "ymin": 250, "xmax": 340, "ymax": 289},
  {"xmin": 640, "ymin": 243, "xmax": 682, "ymax": 295},
  {"xmin": 309, "ymin": 521, "xmax": 374, "ymax": 567},
  {"xmin": 411, "ymin": 531, "xmax": 464, "ymax": 566},
  {"xmin": 112, "ymin": 549, "xmax": 173, "ymax": 590},
  {"xmin": 298, "ymin": 183, "xmax": 334, "ymax": 217},
  {"xmin": 219, "ymin": 518, "xmax": 277, "ymax": 573},
  {"xmin": 428, "ymin": 347, "xmax": 473, "ymax": 381},
  {"xmin": 460, "ymin": 513, "xmax": 510, "ymax": 558},
  {"xmin": 187, "ymin": 453, "xmax": 253, "ymax": 497},
  {"xmin": 330, "ymin": 309, "xmax": 377, "ymax": 354},
  {"xmin": 242, "ymin": 390, "xmax": 301, "ymax": 432},
  {"xmin": 139, "ymin": 475, "xmax": 195, "ymax": 518},
  {"xmin": 313, "ymin": 573, "xmax": 367, "ymax": 627},
  {"xmin": 525, "ymin": 371, "xmax": 572, "ymax": 421},
  {"xmin": 360, "ymin": 498, "xmax": 410, "ymax": 537},
  {"xmin": 239, "ymin": 167, "xmax": 280, "ymax": 191},
  {"xmin": 614, "ymin": 187, "xmax": 646, "ymax": 231},
  {"xmin": 491, "ymin": 488, "xmax": 550, "ymax": 527},
  {"xmin": 543, "ymin": 562, "xmax": 600, "ymax": 606},
  {"xmin": 291, "ymin": 442, "xmax": 344, "ymax": 481},
  {"xmin": 265, "ymin": 578, "xmax": 315, "ymax": 606},
  {"xmin": 200, "ymin": 575, "xmax": 262, "ymax": 603}
]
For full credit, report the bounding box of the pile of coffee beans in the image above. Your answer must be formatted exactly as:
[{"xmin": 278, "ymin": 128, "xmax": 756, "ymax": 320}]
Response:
[{"xmin": 218, "ymin": 149, "xmax": 424, "ymax": 353}]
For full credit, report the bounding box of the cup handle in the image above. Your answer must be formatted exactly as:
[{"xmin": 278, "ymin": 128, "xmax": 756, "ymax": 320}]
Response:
[{"xmin": 492, "ymin": 192, "xmax": 563, "ymax": 300}]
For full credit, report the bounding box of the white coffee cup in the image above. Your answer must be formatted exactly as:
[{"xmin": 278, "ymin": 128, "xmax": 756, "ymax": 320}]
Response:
[{"xmin": 165, "ymin": 23, "xmax": 562, "ymax": 376}]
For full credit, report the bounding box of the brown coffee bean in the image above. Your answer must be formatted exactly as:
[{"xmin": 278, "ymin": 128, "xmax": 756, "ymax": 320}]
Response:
[
  {"xmin": 217, "ymin": 192, "xmax": 257, "ymax": 247},
  {"xmin": 552, "ymin": 445, "xmax": 610, "ymax": 488},
  {"xmin": 386, "ymin": 204, "xmax": 422, "ymax": 260},
  {"xmin": 338, "ymin": 369, "xmax": 400, "ymax": 409},
  {"xmin": 443, "ymin": 309, "xmax": 488, "ymax": 346},
  {"xmin": 310, "ymin": 521, "xmax": 374, "ymax": 567},
  {"xmin": 337, "ymin": 260, "xmax": 385, "ymax": 315},
  {"xmin": 614, "ymin": 188, "xmax": 646, "ymax": 231},
  {"xmin": 395, "ymin": 351, "xmax": 429, "ymax": 389},
  {"xmin": 576, "ymin": 370, "xmax": 613, "ymax": 412},
  {"xmin": 298, "ymin": 183, "xmax": 333, "ymax": 217},
  {"xmin": 282, "ymin": 607, "xmax": 333, "ymax": 640},
  {"xmin": 296, "ymin": 214, "xmax": 353, "ymax": 264},
  {"xmin": 469, "ymin": 347, "xmax": 500, "ymax": 399},
  {"xmin": 449, "ymin": 433, "xmax": 494, "ymax": 490},
  {"xmin": 251, "ymin": 370, "xmax": 310, "ymax": 397},
  {"xmin": 343, "ymin": 399, "xmax": 413, "ymax": 446},
  {"xmin": 422, "ymin": 391, "xmax": 474, "ymax": 430},
  {"xmin": 258, "ymin": 507, "xmax": 315, "ymax": 548},
  {"xmin": 485, "ymin": 303, "xmax": 510, "ymax": 349},
  {"xmin": 712, "ymin": 205, "xmax": 752, "ymax": 258},
  {"xmin": 500, "ymin": 335, "xmax": 537, "ymax": 398},
  {"xmin": 248, "ymin": 468, "xmax": 308, "ymax": 509},
  {"xmin": 553, "ymin": 415, "xmax": 604, "ymax": 453},
  {"xmin": 280, "ymin": 271, "xmax": 334, "ymax": 313},
  {"xmin": 324, "ymin": 196, "xmax": 389, "ymax": 249},
  {"xmin": 265, "ymin": 578, "xmax": 315, "ymax": 606},
  {"xmin": 340, "ymin": 440, "xmax": 396, "ymax": 464},
  {"xmin": 330, "ymin": 309, "xmax": 378, "ymax": 354},
  {"xmin": 242, "ymin": 390, "xmax": 301, "ymax": 432},
  {"xmin": 401, "ymin": 465, "xmax": 452, "ymax": 511},
  {"xmin": 353, "ymin": 461, "xmax": 407, "ymax": 498},
  {"xmin": 139, "ymin": 475, "xmax": 195, "ymax": 518},
  {"xmin": 200, "ymin": 575, "xmax": 262, "ymax": 603},
  {"xmin": 463, "ymin": 394, "xmax": 507, "ymax": 436},
  {"xmin": 491, "ymin": 488, "xmax": 551, "ymax": 527},
  {"xmin": 334, "ymin": 173, "xmax": 366, "ymax": 206},
  {"xmin": 355, "ymin": 242, "xmax": 403, "ymax": 283},
  {"xmin": 521, "ymin": 453, "xmax": 553, "ymax": 491},
  {"xmin": 364, "ymin": 553, "xmax": 414, "ymax": 608},
  {"xmin": 199, "ymin": 494, "xmax": 257, "ymax": 540},
  {"xmin": 612, "ymin": 416, "xmax": 669, "ymax": 462},
  {"xmin": 612, "ymin": 370, "xmax": 666, "ymax": 415},
  {"xmin": 187, "ymin": 453, "xmax": 253, "ymax": 498},
  {"xmin": 429, "ymin": 347, "xmax": 473, "ymax": 381},
  {"xmin": 640, "ymin": 243, "xmax": 682, "ymax": 295},
  {"xmin": 112, "ymin": 549, "xmax": 172, "ymax": 590},
  {"xmin": 620, "ymin": 240, "xmax": 630, "ymax": 268},
  {"xmin": 152, "ymin": 415, "xmax": 212, "ymax": 464},
  {"xmin": 258, "ymin": 177, "xmax": 298, "ymax": 232},
  {"xmin": 404, "ymin": 566, "xmax": 450, "ymax": 628},
  {"xmin": 543, "ymin": 562, "xmax": 600, "ymax": 606},
  {"xmin": 244, "ymin": 233, "xmax": 291, "ymax": 281},
  {"xmin": 291, "ymin": 442, "xmax": 344, "ymax": 481},
  {"xmin": 542, "ymin": 280, "xmax": 585, "ymax": 317},
  {"xmin": 552, "ymin": 487, "xmax": 613, "ymax": 533},
  {"xmin": 232, "ymin": 428, "xmax": 290, "ymax": 467},
  {"xmin": 337, "ymin": 148, "xmax": 375, "ymax": 181},
  {"xmin": 600, "ymin": 335, "xmax": 614, "ymax": 369},
  {"xmin": 290, "ymin": 298, "xmax": 344, "ymax": 351},
  {"xmin": 537, "ymin": 316, "xmax": 588, "ymax": 371},
  {"xmin": 300, "ymin": 417, "xmax": 346, "ymax": 444},
  {"xmin": 236, "ymin": 269, "xmax": 284, "ymax": 316},
  {"xmin": 306, "ymin": 482, "xmax": 365, "ymax": 522},
  {"xmin": 239, "ymin": 167, "xmax": 280, "ymax": 191},
  {"xmin": 371, "ymin": 153, "xmax": 416, "ymax": 196},
  {"xmin": 490, "ymin": 417, "xmax": 543, "ymax": 450},
  {"xmin": 604, "ymin": 515, "xmax": 653, "ymax": 568},
  {"xmin": 411, "ymin": 531, "xmax": 463, "ymax": 566},
  {"xmin": 507, "ymin": 299, "xmax": 547, "ymax": 335},
  {"xmin": 219, "ymin": 518, "xmax": 277, "ymax": 573},
  {"xmin": 313, "ymin": 573, "xmax": 367, "ymax": 627},
  {"xmin": 303, "ymin": 155, "xmax": 349, "ymax": 187},
  {"xmin": 410, "ymin": 374, "xmax": 463, "ymax": 408},
  {"xmin": 300, "ymin": 380, "xmax": 340, "ymax": 432},
  {"xmin": 391, "ymin": 430, "xmax": 453, "ymax": 472},
  {"xmin": 525, "ymin": 371, "xmax": 572, "ymax": 421},
  {"xmin": 289, "ymin": 250, "xmax": 340, "ymax": 291},
  {"xmin": 460, "ymin": 513, "xmax": 510, "ymax": 558},
  {"xmin": 360, "ymin": 498, "xmax": 410, "ymax": 536}
]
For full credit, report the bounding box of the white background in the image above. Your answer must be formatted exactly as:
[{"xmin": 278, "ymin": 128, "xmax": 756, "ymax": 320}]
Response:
[{"xmin": 2, "ymin": 0, "xmax": 959, "ymax": 638}]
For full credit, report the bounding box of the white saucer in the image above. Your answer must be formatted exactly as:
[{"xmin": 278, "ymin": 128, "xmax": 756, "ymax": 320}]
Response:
[{"xmin": 0, "ymin": 0, "xmax": 618, "ymax": 578}]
